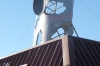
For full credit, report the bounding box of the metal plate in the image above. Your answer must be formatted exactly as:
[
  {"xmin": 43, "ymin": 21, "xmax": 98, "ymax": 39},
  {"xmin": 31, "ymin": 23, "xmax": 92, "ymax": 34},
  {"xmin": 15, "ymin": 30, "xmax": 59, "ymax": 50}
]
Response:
[{"xmin": 33, "ymin": 0, "xmax": 45, "ymax": 15}]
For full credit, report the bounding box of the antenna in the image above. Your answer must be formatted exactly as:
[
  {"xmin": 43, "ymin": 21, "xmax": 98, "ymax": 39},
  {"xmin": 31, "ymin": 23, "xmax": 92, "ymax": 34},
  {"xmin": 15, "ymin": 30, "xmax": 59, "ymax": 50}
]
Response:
[{"xmin": 33, "ymin": 0, "xmax": 74, "ymax": 45}]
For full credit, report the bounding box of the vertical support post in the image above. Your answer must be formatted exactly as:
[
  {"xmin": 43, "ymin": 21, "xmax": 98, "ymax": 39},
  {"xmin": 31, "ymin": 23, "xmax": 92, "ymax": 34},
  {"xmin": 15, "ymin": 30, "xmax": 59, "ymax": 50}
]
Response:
[{"xmin": 62, "ymin": 35, "xmax": 70, "ymax": 66}]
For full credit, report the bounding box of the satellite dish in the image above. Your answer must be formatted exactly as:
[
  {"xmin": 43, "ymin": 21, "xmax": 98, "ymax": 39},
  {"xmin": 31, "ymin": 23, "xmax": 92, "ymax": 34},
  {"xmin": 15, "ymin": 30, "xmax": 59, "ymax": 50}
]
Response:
[{"xmin": 33, "ymin": 0, "xmax": 45, "ymax": 15}]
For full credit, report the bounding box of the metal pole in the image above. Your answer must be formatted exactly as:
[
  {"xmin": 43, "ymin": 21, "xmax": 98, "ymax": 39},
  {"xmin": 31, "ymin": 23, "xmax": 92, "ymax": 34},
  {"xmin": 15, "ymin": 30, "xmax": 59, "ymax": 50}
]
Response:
[{"xmin": 71, "ymin": 23, "xmax": 79, "ymax": 37}]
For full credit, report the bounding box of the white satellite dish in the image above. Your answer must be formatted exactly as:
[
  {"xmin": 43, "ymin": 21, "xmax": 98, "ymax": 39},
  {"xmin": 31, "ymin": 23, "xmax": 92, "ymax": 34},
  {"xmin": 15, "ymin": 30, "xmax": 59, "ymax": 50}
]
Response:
[{"xmin": 33, "ymin": 0, "xmax": 45, "ymax": 15}]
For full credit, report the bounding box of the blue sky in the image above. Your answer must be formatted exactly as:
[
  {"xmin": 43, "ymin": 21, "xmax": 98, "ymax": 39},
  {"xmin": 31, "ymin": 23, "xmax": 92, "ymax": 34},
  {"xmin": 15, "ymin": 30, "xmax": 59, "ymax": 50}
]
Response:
[{"xmin": 0, "ymin": 0, "xmax": 100, "ymax": 58}]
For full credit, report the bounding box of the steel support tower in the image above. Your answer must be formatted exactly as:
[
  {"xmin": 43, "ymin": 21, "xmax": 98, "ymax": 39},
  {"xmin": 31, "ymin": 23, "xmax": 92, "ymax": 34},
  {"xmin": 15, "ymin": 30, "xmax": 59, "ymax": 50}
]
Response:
[{"xmin": 33, "ymin": 0, "xmax": 74, "ymax": 45}]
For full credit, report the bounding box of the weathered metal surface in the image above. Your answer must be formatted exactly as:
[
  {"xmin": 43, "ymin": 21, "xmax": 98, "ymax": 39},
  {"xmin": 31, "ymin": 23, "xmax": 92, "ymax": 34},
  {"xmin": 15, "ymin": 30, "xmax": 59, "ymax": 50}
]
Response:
[{"xmin": 0, "ymin": 35, "xmax": 100, "ymax": 66}]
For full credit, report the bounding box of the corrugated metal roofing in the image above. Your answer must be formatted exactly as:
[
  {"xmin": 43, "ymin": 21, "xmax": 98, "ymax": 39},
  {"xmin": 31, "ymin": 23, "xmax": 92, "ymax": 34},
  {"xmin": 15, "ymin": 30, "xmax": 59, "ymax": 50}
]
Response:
[
  {"xmin": 68, "ymin": 36, "xmax": 100, "ymax": 66},
  {"xmin": 0, "ymin": 39, "xmax": 63, "ymax": 66},
  {"xmin": 0, "ymin": 35, "xmax": 100, "ymax": 66}
]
